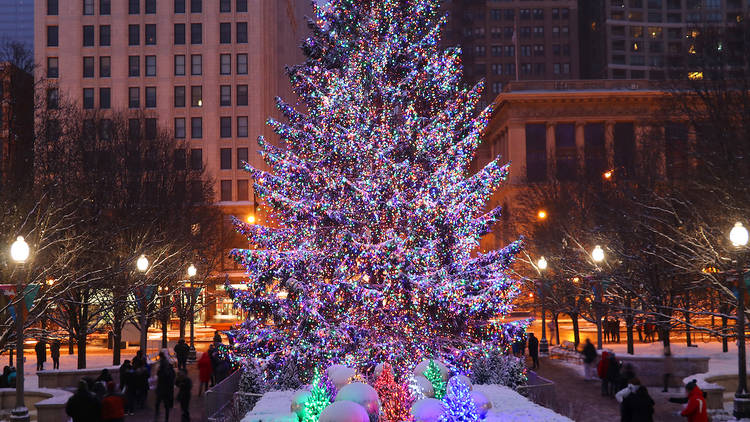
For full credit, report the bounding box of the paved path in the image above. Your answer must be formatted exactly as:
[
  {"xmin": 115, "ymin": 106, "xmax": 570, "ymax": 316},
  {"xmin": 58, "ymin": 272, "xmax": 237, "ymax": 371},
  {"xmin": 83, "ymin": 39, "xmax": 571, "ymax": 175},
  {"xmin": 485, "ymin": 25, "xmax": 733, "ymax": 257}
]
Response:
[
  {"xmin": 532, "ymin": 356, "xmax": 686, "ymax": 422},
  {"xmin": 125, "ymin": 362, "xmax": 207, "ymax": 422}
]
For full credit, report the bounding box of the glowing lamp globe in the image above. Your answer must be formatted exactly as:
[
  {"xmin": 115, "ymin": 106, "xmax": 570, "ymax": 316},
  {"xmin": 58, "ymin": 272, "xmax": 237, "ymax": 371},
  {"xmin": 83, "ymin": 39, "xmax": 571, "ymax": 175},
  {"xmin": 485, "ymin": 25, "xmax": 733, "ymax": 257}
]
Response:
[
  {"xmin": 730, "ymin": 222, "xmax": 748, "ymax": 247},
  {"xmin": 187, "ymin": 264, "xmax": 197, "ymax": 278},
  {"xmin": 247, "ymin": 215, "xmax": 256, "ymax": 224},
  {"xmin": 137, "ymin": 255, "xmax": 149, "ymax": 272},
  {"xmin": 537, "ymin": 256, "xmax": 548, "ymax": 271},
  {"xmin": 592, "ymin": 245, "xmax": 605, "ymax": 263},
  {"xmin": 10, "ymin": 236, "xmax": 29, "ymax": 263}
]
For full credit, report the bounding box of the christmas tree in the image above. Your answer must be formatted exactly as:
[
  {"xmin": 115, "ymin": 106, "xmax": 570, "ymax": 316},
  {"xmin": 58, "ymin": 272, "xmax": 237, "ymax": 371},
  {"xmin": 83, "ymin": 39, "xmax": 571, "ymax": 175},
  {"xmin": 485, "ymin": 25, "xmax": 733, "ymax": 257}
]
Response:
[
  {"xmin": 440, "ymin": 378, "xmax": 479, "ymax": 422},
  {"xmin": 374, "ymin": 363, "xmax": 414, "ymax": 422},
  {"xmin": 423, "ymin": 360, "xmax": 447, "ymax": 399},
  {"xmin": 228, "ymin": 0, "xmax": 523, "ymax": 378},
  {"xmin": 302, "ymin": 370, "xmax": 332, "ymax": 422}
]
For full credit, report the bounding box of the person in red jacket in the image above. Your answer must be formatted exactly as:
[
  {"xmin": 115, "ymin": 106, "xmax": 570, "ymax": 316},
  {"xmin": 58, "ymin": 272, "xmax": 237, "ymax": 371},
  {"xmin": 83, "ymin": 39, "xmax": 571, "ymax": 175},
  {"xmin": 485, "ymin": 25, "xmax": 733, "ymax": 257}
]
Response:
[
  {"xmin": 198, "ymin": 351, "xmax": 213, "ymax": 396},
  {"xmin": 598, "ymin": 350, "xmax": 610, "ymax": 396},
  {"xmin": 680, "ymin": 379, "xmax": 708, "ymax": 422},
  {"xmin": 101, "ymin": 381, "xmax": 125, "ymax": 422}
]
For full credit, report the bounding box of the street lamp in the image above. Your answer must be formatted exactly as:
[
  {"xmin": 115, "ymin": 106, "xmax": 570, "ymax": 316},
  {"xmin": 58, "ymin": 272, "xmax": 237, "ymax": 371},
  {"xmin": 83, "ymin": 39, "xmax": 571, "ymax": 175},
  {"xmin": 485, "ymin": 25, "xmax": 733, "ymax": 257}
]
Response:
[
  {"xmin": 592, "ymin": 245, "xmax": 605, "ymax": 350},
  {"xmin": 186, "ymin": 264, "xmax": 198, "ymax": 361},
  {"xmin": 729, "ymin": 222, "xmax": 750, "ymax": 419},
  {"xmin": 136, "ymin": 255, "xmax": 149, "ymax": 354},
  {"xmin": 136, "ymin": 255, "xmax": 149, "ymax": 273},
  {"xmin": 537, "ymin": 257, "xmax": 549, "ymax": 356},
  {"xmin": 10, "ymin": 236, "xmax": 30, "ymax": 422}
]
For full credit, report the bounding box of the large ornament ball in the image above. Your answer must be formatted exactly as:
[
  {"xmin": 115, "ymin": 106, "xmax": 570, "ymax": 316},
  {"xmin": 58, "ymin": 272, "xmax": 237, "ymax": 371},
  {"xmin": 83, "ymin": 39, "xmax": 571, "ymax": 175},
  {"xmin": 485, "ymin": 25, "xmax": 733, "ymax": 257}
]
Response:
[
  {"xmin": 414, "ymin": 359, "xmax": 449, "ymax": 381},
  {"xmin": 414, "ymin": 375, "xmax": 435, "ymax": 398},
  {"xmin": 335, "ymin": 382, "xmax": 380, "ymax": 419},
  {"xmin": 410, "ymin": 398, "xmax": 446, "ymax": 422},
  {"xmin": 373, "ymin": 363, "xmax": 387, "ymax": 379},
  {"xmin": 326, "ymin": 364, "xmax": 357, "ymax": 391},
  {"xmin": 318, "ymin": 401, "xmax": 369, "ymax": 422},
  {"xmin": 446, "ymin": 375, "xmax": 473, "ymax": 394},
  {"xmin": 470, "ymin": 391, "xmax": 492, "ymax": 419},
  {"xmin": 290, "ymin": 390, "xmax": 312, "ymax": 419}
]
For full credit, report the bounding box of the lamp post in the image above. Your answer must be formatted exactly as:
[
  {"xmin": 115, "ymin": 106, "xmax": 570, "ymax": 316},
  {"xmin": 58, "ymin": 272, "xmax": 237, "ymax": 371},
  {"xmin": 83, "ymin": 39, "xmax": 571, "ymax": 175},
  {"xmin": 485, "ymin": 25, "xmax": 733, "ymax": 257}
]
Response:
[
  {"xmin": 729, "ymin": 222, "xmax": 750, "ymax": 419},
  {"xmin": 136, "ymin": 255, "xmax": 149, "ymax": 354},
  {"xmin": 537, "ymin": 257, "xmax": 549, "ymax": 356},
  {"xmin": 186, "ymin": 264, "xmax": 197, "ymax": 361},
  {"xmin": 592, "ymin": 245, "xmax": 605, "ymax": 350},
  {"xmin": 10, "ymin": 236, "xmax": 30, "ymax": 422}
]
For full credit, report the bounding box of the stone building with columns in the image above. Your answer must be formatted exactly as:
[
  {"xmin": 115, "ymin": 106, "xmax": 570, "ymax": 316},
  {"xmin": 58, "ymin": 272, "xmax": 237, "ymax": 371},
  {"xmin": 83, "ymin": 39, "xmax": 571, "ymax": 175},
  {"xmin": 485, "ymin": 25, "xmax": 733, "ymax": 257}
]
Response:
[{"xmin": 475, "ymin": 79, "xmax": 689, "ymax": 250}]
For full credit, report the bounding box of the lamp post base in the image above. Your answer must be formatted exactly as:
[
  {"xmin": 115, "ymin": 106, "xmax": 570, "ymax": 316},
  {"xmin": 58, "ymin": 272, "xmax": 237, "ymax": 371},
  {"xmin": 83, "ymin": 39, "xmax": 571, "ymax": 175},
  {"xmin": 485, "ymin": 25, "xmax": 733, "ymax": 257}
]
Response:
[
  {"xmin": 188, "ymin": 346, "xmax": 197, "ymax": 362},
  {"xmin": 733, "ymin": 393, "xmax": 750, "ymax": 419},
  {"xmin": 10, "ymin": 406, "xmax": 30, "ymax": 422},
  {"xmin": 539, "ymin": 338, "xmax": 549, "ymax": 356}
]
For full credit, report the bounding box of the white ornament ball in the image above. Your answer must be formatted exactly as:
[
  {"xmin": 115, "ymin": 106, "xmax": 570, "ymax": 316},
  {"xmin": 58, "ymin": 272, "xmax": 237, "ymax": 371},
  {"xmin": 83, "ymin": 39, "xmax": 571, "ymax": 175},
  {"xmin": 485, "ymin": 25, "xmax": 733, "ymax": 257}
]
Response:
[
  {"xmin": 414, "ymin": 359, "xmax": 450, "ymax": 381},
  {"xmin": 414, "ymin": 375, "xmax": 435, "ymax": 398},
  {"xmin": 373, "ymin": 363, "xmax": 388, "ymax": 379},
  {"xmin": 335, "ymin": 382, "xmax": 380, "ymax": 419},
  {"xmin": 318, "ymin": 401, "xmax": 369, "ymax": 422},
  {"xmin": 410, "ymin": 398, "xmax": 446, "ymax": 422},
  {"xmin": 326, "ymin": 364, "xmax": 357, "ymax": 391},
  {"xmin": 470, "ymin": 391, "xmax": 492, "ymax": 419},
  {"xmin": 446, "ymin": 375, "xmax": 473, "ymax": 394},
  {"xmin": 290, "ymin": 390, "xmax": 312, "ymax": 419}
]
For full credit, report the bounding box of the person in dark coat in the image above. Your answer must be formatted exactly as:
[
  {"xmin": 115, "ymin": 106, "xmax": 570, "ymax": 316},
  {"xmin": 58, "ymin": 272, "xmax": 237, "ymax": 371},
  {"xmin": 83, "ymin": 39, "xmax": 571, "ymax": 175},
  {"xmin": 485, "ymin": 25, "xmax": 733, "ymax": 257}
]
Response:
[
  {"xmin": 132, "ymin": 350, "xmax": 146, "ymax": 368},
  {"xmin": 154, "ymin": 352, "xmax": 176, "ymax": 422},
  {"xmin": 130, "ymin": 360, "xmax": 149, "ymax": 411},
  {"xmin": 581, "ymin": 338, "xmax": 598, "ymax": 380},
  {"xmin": 621, "ymin": 385, "xmax": 654, "ymax": 422},
  {"xmin": 96, "ymin": 368, "xmax": 113, "ymax": 384},
  {"xmin": 606, "ymin": 353, "xmax": 622, "ymax": 397},
  {"xmin": 175, "ymin": 368, "xmax": 193, "ymax": 422},
  {"xmin": 50, "ymin": 339, "xmax": 61, "ymax": 369},
  {"xmin": 66, "ymin": 380, "xmax": 102, "ymax": 422},
  {"xmin": 213, "ymin": 331, "xmax": 222, "ymax": 344},
  {"xmin": 174, "ymin": 338, "xmax": 190, "ymax": 371},
  {"xmin": 527, "ymin": 332, "xmax": 539, "ymax": 369},
  {"xmin": 35, "ymin": 339, "xmax": 46, "ymax": 371}
]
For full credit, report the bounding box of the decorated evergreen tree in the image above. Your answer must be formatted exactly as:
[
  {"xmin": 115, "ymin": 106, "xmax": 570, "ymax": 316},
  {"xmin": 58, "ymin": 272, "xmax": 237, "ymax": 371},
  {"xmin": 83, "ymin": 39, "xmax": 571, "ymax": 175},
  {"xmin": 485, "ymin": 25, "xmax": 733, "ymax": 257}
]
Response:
[
  {"xmin": 302, "ymin": 370, "xmax": 332, "ymax": 422},
  {"xmin": 228, "ymin": 0, "xmax": 523, "ymax": 378},
  {"xmin": 423, "ymin": 360, "xmax": 447, "ymax": 399},
  {"xmin": 374, "ymin": 363, "xmax": 414, "ymax": 422},
  {"xmin": 439, "ymin": 378, "xmax": 479, "ymax": 422}
]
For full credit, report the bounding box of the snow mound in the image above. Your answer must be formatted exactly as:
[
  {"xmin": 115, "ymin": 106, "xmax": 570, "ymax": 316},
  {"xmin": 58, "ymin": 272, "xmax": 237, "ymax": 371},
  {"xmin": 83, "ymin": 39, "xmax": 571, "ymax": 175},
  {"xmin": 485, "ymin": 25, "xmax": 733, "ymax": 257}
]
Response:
[
  {"xmin": 242, "ymin": 390, "xmax": 299, "ymax": 422},
  {"xmin": 474, "ymin": 384, "xmax": 573, "ymax": 422}
]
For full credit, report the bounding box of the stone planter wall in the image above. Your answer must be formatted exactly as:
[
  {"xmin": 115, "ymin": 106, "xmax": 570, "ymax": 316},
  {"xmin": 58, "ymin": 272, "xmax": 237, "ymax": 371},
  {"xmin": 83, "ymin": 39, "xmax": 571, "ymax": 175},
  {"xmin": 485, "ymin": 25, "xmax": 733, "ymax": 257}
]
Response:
[
  {"xmin": 0, "ymin": 387, "xmax": 72, "ymax": 422},
  {"xmin": 37, "ymin": 365, "xmax": 120, "ymax": 389}
]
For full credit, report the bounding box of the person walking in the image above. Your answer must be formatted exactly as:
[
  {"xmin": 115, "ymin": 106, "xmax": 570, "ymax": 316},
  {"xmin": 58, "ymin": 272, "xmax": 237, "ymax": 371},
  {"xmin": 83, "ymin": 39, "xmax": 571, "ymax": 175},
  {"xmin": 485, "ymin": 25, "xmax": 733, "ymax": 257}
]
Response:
[
  {"xmin": 176, "ymin": 368, "xmax": 193, "ymax": 422},
  {"xmin": 662, "ymin": 350, "xmax": 674, "ymax": 392},
  {"xmin": 66, "ymin": 380, "xmax": 102, "ymax": 422},
  {"xmin": 606, "ymin": 352, "xmax": 621, "ymax": 397},
  {"xmin": 679, "ymin": 380, "xmax": 708, "ymax": 422},
  {"xmin": 154, "ymin": 352, "xmax": 176, "ymax": 422},
  {"xmin": 598, "ymin": 350, "xmax": 611, "ymax": 396},
  {"xmin": 527, "ymin": 332, "xmax": 539, "ymax": 370},
  {"xmin": 616, "ymin": 377, "xmax": 641, "ymax": 404},
  {"xmin": 581, "ymin": 338, "xmax": 598, "ymax": 380},
  {"xmin": 50, "ymin": 339, "xmax": 61, "ymax": 369},
  {"xmin": 35, "ymin": 339, "xmax": 46, "ymax": 371},
  {"xmin": 198, "ymin": 351, "xmax": 212, "ymax": 395},
  {"xmin": 213, "ymin": 330, "xmax": 222, "ymax": 344},
  {"xmin": 621, "ymin": 385, "xmax": 654, "ymax": 422},
  {"xmin": 174, "ymin": 338, "xmax": 190, "ymax": 371},
  {"xmin": 101, "ymin": 381, "xmax": 125, "ymax": 422},
  {"xmin": 614, "ymin": 318, "xmax": 621, "ymax": 343}
]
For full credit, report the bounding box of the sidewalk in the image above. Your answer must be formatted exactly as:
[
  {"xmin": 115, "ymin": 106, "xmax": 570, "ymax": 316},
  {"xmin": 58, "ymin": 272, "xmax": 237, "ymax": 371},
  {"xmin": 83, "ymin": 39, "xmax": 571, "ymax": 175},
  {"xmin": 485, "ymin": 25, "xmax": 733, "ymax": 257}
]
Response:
[{"xmin": 532, "ymin": 357, "xmax": 685, "ymax": 422}]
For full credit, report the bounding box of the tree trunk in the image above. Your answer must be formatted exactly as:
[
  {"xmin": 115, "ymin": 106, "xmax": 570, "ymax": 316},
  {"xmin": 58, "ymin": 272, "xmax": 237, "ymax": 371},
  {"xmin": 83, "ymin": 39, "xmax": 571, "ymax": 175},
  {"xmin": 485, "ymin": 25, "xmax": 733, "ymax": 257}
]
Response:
[
  {"xmin": 161, "ymin": 316, "xmax": 168, "ymax": 349},
  {"xmin": 553, "ymin": 313, "xmax": 560, "ymax": 345},
  {"xmin": 77, "ymin": 333, "xmax": 87, "ymax": 369},
  {"xmin": 684, "ymin": 293, "xmax": 692, "ymax": 347},
  {"xmin": 662, "ymin": 327, "xmax": 671, "ymax": 356},
  {"xmin": 570, "ymin": 312, "xmax": 580, "ymax": 348},
  {"xmin": 112, "ymin": 326, "xmax": 122, "ymax": 366},
  {"xmin": 68, "ymin": 331, "xmax": 75, "ymax": 355},
  {"xmin": 140, "ymin": 311, "xmax": 148, "ymax": 354},
  {"xmin": 626, "ymin": 296, "xmax": 634, "ymax": 355},
  {"xmin": 179, "ymin": 317, "xmax": 186, "ymax": 340},
  {"xmin": 722, "ymin": 303, "xmax": 729, "ymax": 353}
]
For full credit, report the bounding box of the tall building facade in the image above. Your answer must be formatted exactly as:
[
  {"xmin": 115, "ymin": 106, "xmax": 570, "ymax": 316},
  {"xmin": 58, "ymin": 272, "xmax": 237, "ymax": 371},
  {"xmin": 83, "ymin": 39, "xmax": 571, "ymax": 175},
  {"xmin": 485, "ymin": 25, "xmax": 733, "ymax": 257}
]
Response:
[
  {"xmin": 579, "ymin": 0, "xmax": 750, "ymax": 80},
  {"xmin": 0, "ymin": 0, "xmax": 34, "ymax": 50},
  {"xmin": 442, "ymin": 0, "xmax": 580, "ymax": 105},
  {"xmin": 0, "ymin": 62, "xmax": 34, "ymax": 190},
  {"xmin": 34, "ymin": 0, "xmax": 311, "ymax": 324}
]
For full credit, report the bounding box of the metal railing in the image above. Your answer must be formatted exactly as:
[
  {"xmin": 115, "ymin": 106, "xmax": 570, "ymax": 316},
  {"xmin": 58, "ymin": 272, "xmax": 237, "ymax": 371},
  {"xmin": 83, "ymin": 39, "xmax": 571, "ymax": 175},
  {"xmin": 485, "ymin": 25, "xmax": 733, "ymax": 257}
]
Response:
[{"xmin": 205, "ymin": 368, "xmax": 242, "ymax": 421}]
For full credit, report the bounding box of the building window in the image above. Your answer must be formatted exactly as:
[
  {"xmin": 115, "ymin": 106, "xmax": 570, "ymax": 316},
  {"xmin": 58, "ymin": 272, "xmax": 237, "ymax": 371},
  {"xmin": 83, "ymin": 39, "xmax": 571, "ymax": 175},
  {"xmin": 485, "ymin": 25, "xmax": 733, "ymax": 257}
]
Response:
[
  {"xmin": 237, "ymin": 147, "xmax": 248, "ymax": 167},
  {"xmin": 190, "ymin": 0, "xmax": 201, "ymax": 13},
  {"xmin": 237, "ymin": 117, "xmax": 248, "ymax": 137},
  {"xmin": 584, "ymin": 123, "xmax": 606, "ymax": 179},
  {"xmin": 236, "ymin": 0, "xmax": 247, "ymax": 12},
  {"xmin": 533, "ymin": 8, "xmax": 544, "ymax": 19},
  {"xmin": 83, "ymin": 57, "xmax": 94, "ymax": 77},
  {"xmin": 563, "ymin": 63, "xmax": 570, "ymax": 74},
  {"xmin": 129, "ymin": 0, "xmax": 139, "ymax": 14},
  {"xmin": 504, "ymin": 45, "xmax": 515, "ymax": 56},
  {"xmin": 190, "ymin": 23, "xmax": 202, "ymax": 44},
  {"xmin": 84, "ymin": 0, "xmax": 94, "ymax": 15},
  {"xmin": 145, "ymin": 55, "xmax": 156, "ymax": 76},
  {"xmin": 521, "ymin": 63, "xmax": 532, "ymax": 75},
  {"xmin": 129, "ymin": 25, "xmax": 140, "ymax": 45},
  {"xmin": 526, "ymin": 124, "xmax": 547, "ymax": 182},
  {"xmin": 220, "ymin": 148, "xmax": 231, "ymax": 168},
  {"xmin": 83, "ymin": 88, "xmax": 94, "ymax": 109},
  {"xmin": 100, "ymin": 0, "xmax": 111, "ymax": 14},
  {"xmin": 47, "ymin": 89, "xmax": 59, "ymax": 109},
  {"xmin": 191, "ymin": 117, "xmax": 202, "ymax": 138},
  {"xmin": 236, "ymin": 22, "xmax": 248, "ymax": 43},
  {"xmin": 145, "ymin": 0, "xmax": 155, "ymax": 13},
  {"xmin": 237, "ymin": 85, "xmax": 248, "ymax": 106},
  {"xmin": 614, "ymin": 122, "xmax": 635, "ymax": 178},
  {"xmin": 220, "ymin": 0, "xmax": 230, "ymax": 12},
  {"xmin": 534, "ymin": 44, "xmax": 544, "ymax": 56},
  {"xmin": 99, "ymin": 25, "xmax": 111, "ymax": 46},
  {"xmin": 174, "ymin": 0, "xmax": 185, "ymax": 13},
  {"xmin": 129, "ymin": 56, "xmax": 140, "ymax": 76},
  {"xmin": 220, "ymin": 54, "xmax": 231, "ymax": 74},
  {"xmin": 83, "ymin": 26, "xmax": 95, "ymax": 46},
  {"xmin": 174, "ymin": 24, "xmax": 185, "ymax": 44},
  {"xmin": 237, "ymin": 54, "xmax": 248, "ymax": 74},
  {"xmin": 191, "ymin": 54, "xmax": 202, "ymax": 75},
  {"xmin": 145, "ymin": 87, "xmax": 156, "ymax": 108},
  {"xmin": 145, "ymin": 24, "xmax": 156, "ymax": 45},
  {"xmin": 175, "ymin": 118, "xmax": 186, "ymax": 138},
  {"xmin": 129, "ymin": 119, "xmax": 141, "ymax": 140},
  {"xmin": 556, "ymin": 123, "xmax": 576, "ymax": 180},
  {"xmin": 219, "ymin": 23, "xmax": 232, "ymax": 44},
  {"xmin": 220, "ymin": 180, "xmax": 232, "ymax": 201},
  {"xmin": 534, "ymin": 63, "xmax": 545, "ymax": 75},
  {"xmin": 174, "ymin": 86, "xmax": 185, "ymax": 107},
  {"xmin": 220, "ymin": 117, "xmax": 231, "ymax": 138},
  {"xmin": 190, "ymin": 148, "xmax": 203, "ymax": 170},
  {"xmin": 190, "ymin": 86, "xmax": 202, "ymax": 107},
  {"xmin": 129, "ymin": 87, "xmax": 140, "ymax": 108},
  {"xmin": 491, "ymin": 64, "xmax": 502, "ymax": 75},
  {"xmin": 100, "ymin": 88, "xmax": 111, "ymax": 109},
  {"xmin": 47, "ymin": 57, "xmax": 59, "ymax": 78},
  {"xmin": 562, "ymin": 8, "xmax": 569, "ymax": 19},
  {"xmin": 237, "ymin": 180, "xmax": 248, "ymax": 201},
  {"xmin": 553, "ymin": 63, "xmax": 560, "ymax": 74},
  {"xmin": 174, "ymin": 55, "xmax": 185, "ymax": 76},
  {"xmin": 220, "ymin": 85, "xmax": 231, "ymax": 106},
  {"xmin": 174, "ymin": 149, "xmax": 186, "ymax": 170},
  {"xmin": 145, "ymin": 118, "xmax": 156, "ymax": 139},
  {"xmin": 47, "ymin": 26, "xmax": 58, "ymax": 46},
  {"xmin": 48, "ymin": 0, "xmax": 58, "ymax": 15}
]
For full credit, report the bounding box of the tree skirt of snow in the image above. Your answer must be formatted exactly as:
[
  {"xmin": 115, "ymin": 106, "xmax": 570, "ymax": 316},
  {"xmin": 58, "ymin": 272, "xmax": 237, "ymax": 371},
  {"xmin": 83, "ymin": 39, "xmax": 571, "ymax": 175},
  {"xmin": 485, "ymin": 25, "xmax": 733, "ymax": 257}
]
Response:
[
  {"xmin": 241, "ymin": 390, "xmax": 300, "ymax": 422},
  {"xmin": 473, "ymin": 385, "xmax": 573, "ymax": 422}
]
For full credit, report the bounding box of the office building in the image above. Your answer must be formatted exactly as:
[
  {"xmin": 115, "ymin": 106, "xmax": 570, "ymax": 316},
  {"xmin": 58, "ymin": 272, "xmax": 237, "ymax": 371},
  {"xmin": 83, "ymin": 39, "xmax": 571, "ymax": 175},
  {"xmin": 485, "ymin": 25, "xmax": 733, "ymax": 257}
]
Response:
[{"xmin": 0, "ymin": 62, "xmax": 34, "ymax": 190}]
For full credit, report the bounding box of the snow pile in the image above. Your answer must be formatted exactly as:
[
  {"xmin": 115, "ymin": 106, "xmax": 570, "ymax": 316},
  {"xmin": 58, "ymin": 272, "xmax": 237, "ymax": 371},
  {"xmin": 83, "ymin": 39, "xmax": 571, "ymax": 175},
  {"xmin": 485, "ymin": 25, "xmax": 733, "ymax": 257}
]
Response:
[
  {"xmin": 241, "ymin": 390, "xmax": 299, "ymax": 422},
  {"xmin": 474, "ymin": 384, "xmax": 572, "ymax": 422}
]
